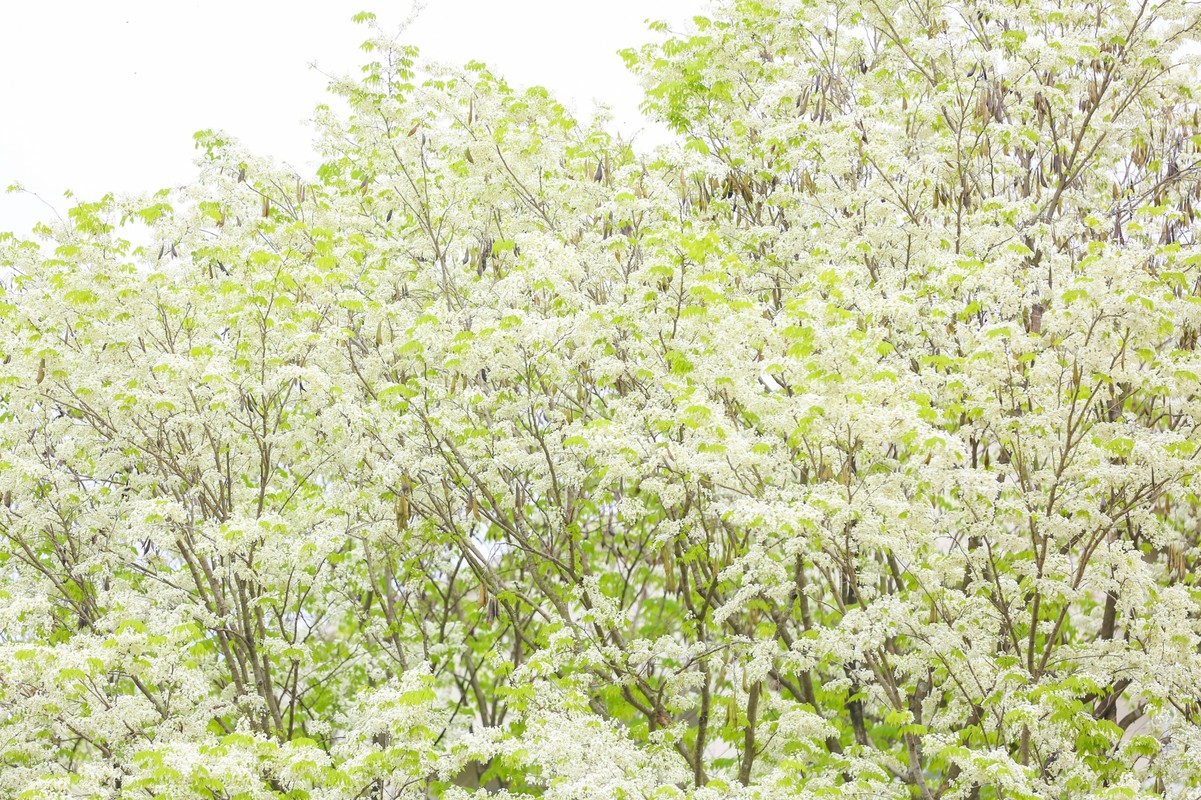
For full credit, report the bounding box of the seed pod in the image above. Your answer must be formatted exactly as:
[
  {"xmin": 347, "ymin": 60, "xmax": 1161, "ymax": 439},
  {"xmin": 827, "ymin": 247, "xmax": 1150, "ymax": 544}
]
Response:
[
  {"xmin": 1168, "ymin": 543, "xmax": 1186, "ymax": 582},
  {"xmin": 396, "ymin": 495, "xmax": 410, "ymax": 532},
  {"xmin": 36, "ymin": 358, "xmax": 45, "ymax": 385},
  {"xmin": 974, "ymin": 93, "xmax": 989, "ymax": 120}
]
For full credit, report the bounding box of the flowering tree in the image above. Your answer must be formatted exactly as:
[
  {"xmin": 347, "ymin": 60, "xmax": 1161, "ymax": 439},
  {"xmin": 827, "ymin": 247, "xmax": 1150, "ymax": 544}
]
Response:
[{"xmin": 3, "ymin": 1, "xmax": 1201, "ymax": 797}]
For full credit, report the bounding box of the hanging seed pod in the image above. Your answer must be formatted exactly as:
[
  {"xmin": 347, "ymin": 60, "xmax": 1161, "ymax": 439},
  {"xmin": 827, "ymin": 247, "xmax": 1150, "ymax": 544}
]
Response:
[
  {"xmin": 261, "ymin": 196, "xmax": 270, "ymax": 218},
  {"xmin": 478, "ymin": 581, "xmax": 488, "ymax": 608},
  {"xmin": 974, "ymin": 93, "xmax": 990, "ymax": 121},
  {"xmin": 395, "ymin": 494, "xmax": 410, "ymax": 532},
  {"xmin": 1133, "ymin": 141, "xmax": 1148, "ymax": 167},
  {"xmin": 36, "ymin": 357, "xmax": 45, "ymax": 385},
  {"xmin": 1168, "ymin": 543, "xmax": 1187, "ymax": 582}
]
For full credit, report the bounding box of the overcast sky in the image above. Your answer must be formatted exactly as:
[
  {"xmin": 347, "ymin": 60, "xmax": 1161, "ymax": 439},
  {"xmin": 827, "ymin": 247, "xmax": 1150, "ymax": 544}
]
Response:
[{"xmin": 0, "ymin": 1, "xmax": 701, "ymax": 237}]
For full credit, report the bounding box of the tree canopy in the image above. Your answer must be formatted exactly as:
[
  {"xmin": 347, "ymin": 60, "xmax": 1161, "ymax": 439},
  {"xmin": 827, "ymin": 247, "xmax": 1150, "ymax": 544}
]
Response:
[{"xmin": 3, "ymin": 1, "xmax": 1201, "ymax": 798}]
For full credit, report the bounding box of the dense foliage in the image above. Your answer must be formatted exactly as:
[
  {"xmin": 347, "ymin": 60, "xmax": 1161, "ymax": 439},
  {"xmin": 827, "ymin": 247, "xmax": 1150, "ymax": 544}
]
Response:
[{"xmin": 4, "ymin": 1, "xmax": 1201, "ymax": 797}]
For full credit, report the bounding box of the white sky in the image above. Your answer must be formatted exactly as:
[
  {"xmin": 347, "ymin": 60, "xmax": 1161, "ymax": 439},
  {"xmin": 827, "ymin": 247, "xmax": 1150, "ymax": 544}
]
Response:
[{"xmin": 0, "ymin": 1, "xmax": 702, "ymax": 238}]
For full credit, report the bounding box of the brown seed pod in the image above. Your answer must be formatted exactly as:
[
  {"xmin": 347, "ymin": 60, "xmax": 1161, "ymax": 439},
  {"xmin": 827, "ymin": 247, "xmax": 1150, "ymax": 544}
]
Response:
[{"xmin": 396, "ymin": 495, "xmax": 410, "ymax": 532}]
